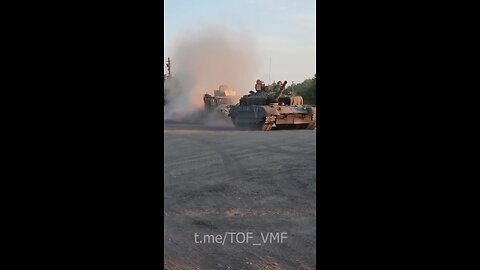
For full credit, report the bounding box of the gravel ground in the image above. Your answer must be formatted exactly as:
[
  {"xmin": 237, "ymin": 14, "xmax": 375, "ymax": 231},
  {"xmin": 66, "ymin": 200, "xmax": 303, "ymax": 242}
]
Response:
[{"xmin": 164, "ymin": 121, "xmax": 316, "ymax": 269}]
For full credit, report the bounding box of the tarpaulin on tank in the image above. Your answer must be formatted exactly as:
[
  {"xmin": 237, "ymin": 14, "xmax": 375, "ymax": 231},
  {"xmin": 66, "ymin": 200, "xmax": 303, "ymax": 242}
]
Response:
[{"xmin": 278, "ymin": 96, "xmax": 304, "ymax": 105}]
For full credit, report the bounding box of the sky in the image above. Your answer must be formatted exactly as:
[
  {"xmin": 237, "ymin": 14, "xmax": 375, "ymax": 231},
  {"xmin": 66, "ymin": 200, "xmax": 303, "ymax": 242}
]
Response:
[{"xmin": 164, "ymin": 0, "xmax": 316, "ymax": 85}]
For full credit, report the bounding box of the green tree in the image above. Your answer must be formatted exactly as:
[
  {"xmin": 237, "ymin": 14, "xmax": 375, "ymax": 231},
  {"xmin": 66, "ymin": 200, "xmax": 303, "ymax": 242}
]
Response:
[{"xmin": 286, "ymin": 75, "xmax": 316, "ymax": 105}]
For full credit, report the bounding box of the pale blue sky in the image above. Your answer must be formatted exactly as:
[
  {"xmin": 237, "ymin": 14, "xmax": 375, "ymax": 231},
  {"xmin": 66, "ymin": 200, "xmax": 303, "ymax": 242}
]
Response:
[{"xmin": 164, "ymin": 0, "xmax": 316, "ymax": 84}]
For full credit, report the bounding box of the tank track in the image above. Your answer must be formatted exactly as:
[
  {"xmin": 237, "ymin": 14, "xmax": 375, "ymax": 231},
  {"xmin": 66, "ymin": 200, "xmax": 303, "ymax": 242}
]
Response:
[{"xmin": 232, "ymin": 115, "xmax": 315, "ymax": 131}]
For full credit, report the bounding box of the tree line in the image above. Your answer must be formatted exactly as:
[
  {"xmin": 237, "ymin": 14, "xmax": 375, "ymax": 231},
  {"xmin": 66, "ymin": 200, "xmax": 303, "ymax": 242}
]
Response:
[
  {"xmin": 268, "ymin": 74, "xmax": 316, "ymax": 105},
  {"xmin": 287, "ymin": 74, "xmax": 316, "ymax": 105}
]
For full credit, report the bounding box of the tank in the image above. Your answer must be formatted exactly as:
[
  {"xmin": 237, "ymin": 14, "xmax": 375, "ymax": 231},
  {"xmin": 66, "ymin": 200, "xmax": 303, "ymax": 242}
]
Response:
[
  {"xmin": 203, "ymin": 84, "xmax": 237, "ymax": 118},
  {"xmin": 228, "ymin": 80, "xmax": 316, "ymax": 131}
]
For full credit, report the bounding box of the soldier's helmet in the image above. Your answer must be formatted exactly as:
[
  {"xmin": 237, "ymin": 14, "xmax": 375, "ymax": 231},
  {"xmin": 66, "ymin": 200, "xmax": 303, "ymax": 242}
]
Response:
[{"xmin": 277, "ymin": 81, "xmax": 282, "ymax": 84}]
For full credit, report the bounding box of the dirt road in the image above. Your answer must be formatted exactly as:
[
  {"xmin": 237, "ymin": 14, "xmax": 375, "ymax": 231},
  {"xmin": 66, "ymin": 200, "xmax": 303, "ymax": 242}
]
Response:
[{"xmin": 164, "ymin": 121, "xmax": 316, "ymax": 269}]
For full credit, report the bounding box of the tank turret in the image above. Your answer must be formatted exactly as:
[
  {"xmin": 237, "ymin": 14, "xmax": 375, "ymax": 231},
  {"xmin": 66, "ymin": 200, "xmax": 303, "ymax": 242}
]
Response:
[
  {"xmin": 239, "ymin": 80, "xmax": 288, "ymax": 106},
  {"xmin": 203, "ymin": 84, "xmax": 237, "ymax": 118}
]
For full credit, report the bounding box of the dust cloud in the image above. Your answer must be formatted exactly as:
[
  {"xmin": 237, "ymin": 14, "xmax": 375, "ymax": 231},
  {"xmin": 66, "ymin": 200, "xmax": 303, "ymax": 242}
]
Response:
[{"xmin": 164, "ymin": 27, "xmax": 260, "ymax": 121}]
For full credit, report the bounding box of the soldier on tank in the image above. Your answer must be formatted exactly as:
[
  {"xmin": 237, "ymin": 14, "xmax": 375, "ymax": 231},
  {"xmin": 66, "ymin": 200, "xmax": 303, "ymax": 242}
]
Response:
[
  {"xmin": 261, "ymin": 82, "xmax": 267, "ymax": 91},
  {"xmin": 203, "ymin": 93, "xmax": 212, "ymax": 102},
  {"xmin": 274, "ymin": 81, "xmax": 283, "ymax": 92},
  {"xmin": 255, "ymin": 80, "xmax": 263, "ymax": 92}
]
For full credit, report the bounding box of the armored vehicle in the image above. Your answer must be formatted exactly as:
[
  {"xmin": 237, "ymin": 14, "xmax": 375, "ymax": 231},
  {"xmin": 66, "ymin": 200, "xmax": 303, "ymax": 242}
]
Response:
[
  {"xmin": 203, "ymin": 84, "xmax": 237, "ymax": 117},
  {"xmin": 229, "ymin": 80, "xmax": 316, "ymax": 131}
]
